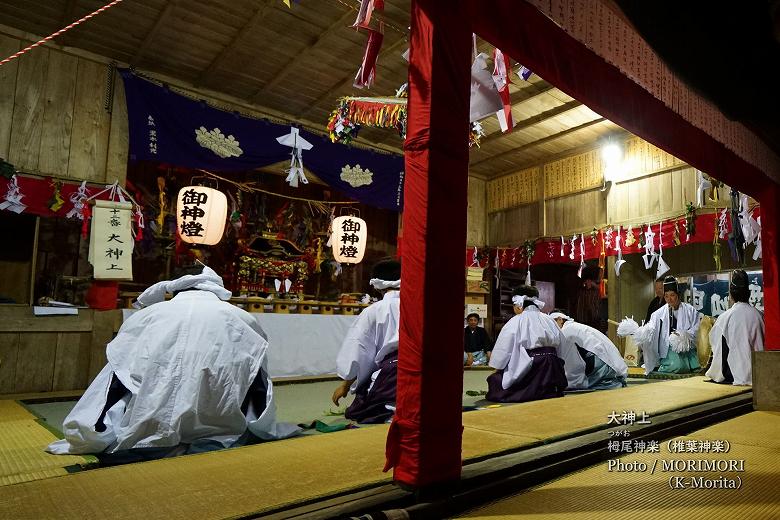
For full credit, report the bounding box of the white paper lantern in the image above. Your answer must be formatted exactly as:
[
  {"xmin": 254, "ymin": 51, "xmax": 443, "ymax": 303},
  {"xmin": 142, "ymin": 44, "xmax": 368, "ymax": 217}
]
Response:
[
  {"xmin": 331, "ymin": 215, "xmax": 367, "ymax": 264},
  {"xmin": 176, "ymin": 186, "xmax": 228, "ymax": 245}
]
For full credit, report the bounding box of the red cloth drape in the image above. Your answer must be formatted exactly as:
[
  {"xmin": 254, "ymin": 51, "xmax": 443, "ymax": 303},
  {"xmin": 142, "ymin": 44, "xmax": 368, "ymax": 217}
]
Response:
[
  {"xmin": 464, "ymin": 210, "xmax": 762, "ymax": 269},
  {"xmin": 386, "ymin": 0, "xmax": 471, "ymax": 487},
  {"xmin": 471, "ymin": 0, "xmax": 776, "ymax": 201},
  {"xmin": 398, "ymin": 0, "xmax": 780, "ymax": 489},
  {"xmin": 469, "ymin": 0, "xmax": 778, "ymax": 349},
  {"xmin": 0, "ymin": 175, "xmax": 117, "ymax": 217}
]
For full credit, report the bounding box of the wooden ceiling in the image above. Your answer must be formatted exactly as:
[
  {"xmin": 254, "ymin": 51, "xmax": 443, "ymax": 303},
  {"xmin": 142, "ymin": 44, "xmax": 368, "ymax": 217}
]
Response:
[{"xmin": 0, "ymin": 0, "xmax": 627, "ymax": 179}]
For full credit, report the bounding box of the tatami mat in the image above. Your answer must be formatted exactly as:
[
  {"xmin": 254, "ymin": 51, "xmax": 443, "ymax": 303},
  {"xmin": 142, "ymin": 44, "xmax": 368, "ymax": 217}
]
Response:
[
  {"xmin": 461, "ymin": 377, "xmax": 748, "ymax": 442},
  {"xmin": 0, "ymin": 378, "xmax": 751, "ymax": 519},
  {"xmin": 458, "ymin": 412, "xmax": 780, "ymax": 519},
  {"xmin": 0, "ymin": 401, "xmax": 36, "ymax": 422},
  {"xmin": 0, "ymin": 402, "xmax": 91, "ymax": 486}
]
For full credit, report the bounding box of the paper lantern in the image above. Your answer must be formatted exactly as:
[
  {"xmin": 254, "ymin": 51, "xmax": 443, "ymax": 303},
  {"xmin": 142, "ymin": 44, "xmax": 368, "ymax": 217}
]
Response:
[
  {"xmin": 332, "ymin": 215, "xmax": 367, "ymax": 264},
  {"xmin": 176, "ymin": 186, "xmax": 227, "ymax": 245}
]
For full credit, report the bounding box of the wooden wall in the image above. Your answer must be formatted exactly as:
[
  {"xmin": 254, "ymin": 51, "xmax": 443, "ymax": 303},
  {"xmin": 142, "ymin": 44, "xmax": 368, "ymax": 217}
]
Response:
[
  {"xmin": 486, "ymin": 136, "xmax": 721, "ymax": 245},
  {"xmin": 0, "ymin": 32, "xmax": 128, "ymax": 185},
  {"xmin": 488, "ymin": 202, "xmax": 540, "ymax": 245},
  {"xmin": 545, "ymin": 190, "xmax": 607, "ymax": 237},
  {"xmin": 467, "ymin": 176, "xmax": 487, "ymax": 246},
  {"xmin": 608, "ymin": 167, "xmax": 697, "ymax": 224},
  {"xmin": 0, "ymin": 308, "xmax": 122, "ymax": 395},
  {"xmin": 482, "ymin": 134, "xmax": 754, "ymax": 353}
]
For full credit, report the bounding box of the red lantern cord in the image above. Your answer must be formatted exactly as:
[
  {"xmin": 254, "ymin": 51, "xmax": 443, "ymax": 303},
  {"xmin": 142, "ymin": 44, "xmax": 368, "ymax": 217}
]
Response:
[{"xmin": 0, "ymin": 0, "xmax": 125, "ymax": 67}]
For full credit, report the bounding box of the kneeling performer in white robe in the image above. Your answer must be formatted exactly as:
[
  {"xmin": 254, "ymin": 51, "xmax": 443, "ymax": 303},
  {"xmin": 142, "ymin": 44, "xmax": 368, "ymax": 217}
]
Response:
[
  {"xmin": 707, "ymin": 269, "xmax": 764, "ymax": 386},
  {"xmin": 487, "ymin": 285, "xmax": 576, "ymax": 402},
  {"xmin": 550, "ymin": 310, "xmax": 628, "ymax": 390},
  {"xmin": 620, "ymin": 276, "xmax": 702, "ymax": 376},
  {"xmin": 47, "ymin": 266, "xmax": 296, "ymax": 462},
  {"xmin": 332, "ymin": 259, "xmax": 400, "ymax": 424}
]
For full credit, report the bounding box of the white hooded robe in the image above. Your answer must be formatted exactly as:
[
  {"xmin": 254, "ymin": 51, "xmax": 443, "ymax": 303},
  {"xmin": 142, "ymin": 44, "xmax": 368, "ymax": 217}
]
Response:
[
  {"xmin": 48, "ymin": 270, "xmax": 294, "ymax": 455},
  {"xmin": 706, "ymin": 302, "xmax": 764, "ymax": 385},
  {"xmin": 489, "ymin": 306, "xmax": 586, "ymax": 390}
]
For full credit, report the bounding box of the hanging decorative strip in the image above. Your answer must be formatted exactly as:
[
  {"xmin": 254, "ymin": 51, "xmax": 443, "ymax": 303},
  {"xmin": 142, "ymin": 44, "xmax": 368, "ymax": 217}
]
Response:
[
  {"xmin": 327, "ymin": 97, "xmax": 407, "ymax": 145},
  {"xmin": 327, "ymin": 96, "xmax": 484, "ymax": 149},
  {"xmin": 463, "ymin": 208, "xmax": 760, "ymax": 270}
]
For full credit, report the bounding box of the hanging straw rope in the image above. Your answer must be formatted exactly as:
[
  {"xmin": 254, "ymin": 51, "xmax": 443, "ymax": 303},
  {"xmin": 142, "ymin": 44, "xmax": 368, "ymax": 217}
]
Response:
[
  {"xmin": 0, "ymin": 0, "xmax": 125, "ymax": 67},
  {"xmin": 197, "ymin": 169, "xmax": 356, "ymax": 215}
]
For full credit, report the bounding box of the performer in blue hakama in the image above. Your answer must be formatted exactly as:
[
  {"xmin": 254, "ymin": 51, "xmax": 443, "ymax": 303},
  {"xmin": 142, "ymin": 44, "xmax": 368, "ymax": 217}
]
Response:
[
  {"xmin": 486, "ymin": 285, "xmax": 576, "ymax": 402},
  {"xmin": 332, "ymin": 259, "xmax": 400, "ymax": 424}
]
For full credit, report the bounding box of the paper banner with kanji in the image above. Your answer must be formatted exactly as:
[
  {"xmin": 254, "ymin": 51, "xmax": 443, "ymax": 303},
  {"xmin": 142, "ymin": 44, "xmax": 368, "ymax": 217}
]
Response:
[{"xmin": 89, "ymin": 200, "xmax": 134, "ymax": 280}]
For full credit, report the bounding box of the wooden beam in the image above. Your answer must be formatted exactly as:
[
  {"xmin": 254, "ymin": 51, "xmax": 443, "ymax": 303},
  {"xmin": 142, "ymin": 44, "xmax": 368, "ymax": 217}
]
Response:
[
  {"xmin": 479, "ymin": 99, "xmax": 584, "ymax": 147},
  {"xmin": 57, "ymin": 0, "xmax": 78, "ymax": 45},
  {"xmin": 483, "ymin": 128, "xmax": 631, "ymax": 180},
  {"xmin": 508, "ymin": 81, "xmax": 555, "ymax": 105},
  {"xmin": 470, "ymin": 117, "xmax": 607, "ymax": 171},
  {"xmin": 250, "ymin": 9, "xmax": 355, "ymax": 102},
  {"xmin": 131, "ymin": 0, "xmax": 177, "ymax": 67},
  {"xmin": 194, "ymin": 1, "xmax": 274, "ymax": 88},
  {"xmin": 297, "ymin": 33, "xmax": 408, "ymax": 118}
]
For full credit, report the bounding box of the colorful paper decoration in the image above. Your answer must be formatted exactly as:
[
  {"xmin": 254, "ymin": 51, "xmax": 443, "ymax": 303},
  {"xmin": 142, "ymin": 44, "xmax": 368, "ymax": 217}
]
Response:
[
  {"xmin": 491, "ymin": 48, "xmax": 514, "ymax": 132},
  {"xmin": 354, "ymin": 26, "xmax": 384, "ymax": 89},
  {"xmin": 0, "ymin": 174, "xmax": 26, "ymax": 213},
  {"xmin": 614, "ymin": 226, "xmax": 626, "ymax": 276},
  {"xmin": 327, "ymin": 96, "xmax": 482, "ymax": 148},
  {"xmin": 353, "ymin": 0, "xmax": 384, "ymax": 29},
  {"xmin": 470, "ymin": 52, "xmax": 503, "ymax": 122}
]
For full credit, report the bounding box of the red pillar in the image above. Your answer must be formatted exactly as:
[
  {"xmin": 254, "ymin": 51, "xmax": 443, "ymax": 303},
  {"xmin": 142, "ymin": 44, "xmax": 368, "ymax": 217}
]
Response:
[
  {"xmin": 760, "ymin": 181, "xmax": 780, "ymax": 350},
  {"xmin": 384, "ymin": 0, "xmax": 472, "ymax": 487}
]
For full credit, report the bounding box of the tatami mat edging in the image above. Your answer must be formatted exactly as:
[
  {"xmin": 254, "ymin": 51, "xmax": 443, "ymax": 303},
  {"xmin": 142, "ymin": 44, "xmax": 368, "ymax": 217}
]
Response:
[{"xmin": 0, "ymin": 378, "xmax": 750, "ymax": 519}]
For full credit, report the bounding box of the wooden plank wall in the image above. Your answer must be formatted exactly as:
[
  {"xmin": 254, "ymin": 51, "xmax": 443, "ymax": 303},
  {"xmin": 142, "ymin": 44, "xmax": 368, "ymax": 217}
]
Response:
[
  {"xmin": 467, "ymin": 176, "xmax": 487, "ymax": 246},
  {"xmin": 545, "ymin": 190, "xmax": 607, "ymax": 237},
  {"xmin": 485, "ymin": 137, "xmax": 710, "ymax": 245},
  {"xmin": 0, "ymin": 308, "xmax": 122, "ymax": 394},
  {"xmin": 0, "ymin": 33, "xmax": 127, "ymax": 186},
  {"xmin": 608, "ymin": 167, "xmax": 697, "ymax": 224},
  {"xmin": 488, "ymin": 202, "xmax": 540, "ymax": 245}
]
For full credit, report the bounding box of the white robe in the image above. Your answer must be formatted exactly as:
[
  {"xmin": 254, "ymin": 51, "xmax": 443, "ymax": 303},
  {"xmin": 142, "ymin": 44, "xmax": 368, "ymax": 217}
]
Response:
[
  {"xmin": 640, "ymin": 302, "xmax": 702, "ymax": 375},
  {"xmin": 336, "ymin": 290, "xmax": 400, "ymax": 391},
  {"xmin": 489, "ymin": 306, "xmax": 585, "ymax": 389},
  {"xmin": 48, "ymin": 290, "xmax": 294, "ymax": 455},
  {"xmin": 561, "ymin": 320, "xmax": 629, "ymax": 378},
  {"xmin": 706, "ymin": 302, "xmax": 764, "ymax": 385}
]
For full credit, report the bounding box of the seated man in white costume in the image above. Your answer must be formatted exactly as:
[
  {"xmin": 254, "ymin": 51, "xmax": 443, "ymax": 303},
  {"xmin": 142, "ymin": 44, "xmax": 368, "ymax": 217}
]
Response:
[
  {"xmin": 47, "ymin": 265, "xmax": 296, "ymax": 463},
  {"xmin": 619, "ymin": 276, "xmax": 702, "ymax": 375},
  {"xmin": 486, "ymin": 285, "xmax": 578, "ymax": 402},
  {"xmin": 706, "ymin": 269, "xmax": 764, "ymax": 385},
  {"xmin": 550, "ymin": 309, "xmax": 628, "ymax": 390},
  {"xmin": 332, "ymin": 258, "xmax": 400, "ymax": 424}
]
